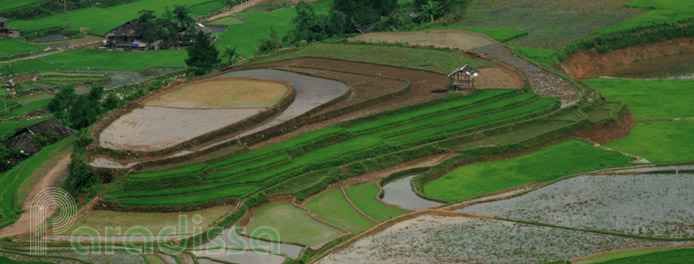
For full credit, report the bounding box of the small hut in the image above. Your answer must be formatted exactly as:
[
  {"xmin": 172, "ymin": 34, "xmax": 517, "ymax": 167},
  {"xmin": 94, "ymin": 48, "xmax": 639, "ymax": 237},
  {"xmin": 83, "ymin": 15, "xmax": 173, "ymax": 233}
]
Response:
[
  {"xmin": 0, "ymin": 17, "xmax": 21, "ymax": 39},
  {"xmin": 448, "ymin": 64, "xmax": 480, "ymax": 91}
]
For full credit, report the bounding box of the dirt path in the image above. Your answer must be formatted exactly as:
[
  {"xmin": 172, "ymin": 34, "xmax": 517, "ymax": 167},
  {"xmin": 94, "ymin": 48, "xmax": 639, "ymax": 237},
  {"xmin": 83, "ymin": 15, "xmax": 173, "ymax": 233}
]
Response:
[
  {"xmin": 0, "ymin": 155, "xmax": 71, "ymax": 238},
  {"xmin": 471, "ymin": 44, "xmax": 581, "ymax": 107},
  {"xmin": 206, "ymin": 0, "xmax": 264, "ymax": 22}
]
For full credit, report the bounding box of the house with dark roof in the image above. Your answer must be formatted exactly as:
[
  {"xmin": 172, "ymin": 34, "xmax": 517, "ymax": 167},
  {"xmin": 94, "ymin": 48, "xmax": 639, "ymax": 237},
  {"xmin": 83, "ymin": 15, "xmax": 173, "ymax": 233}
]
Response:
[
  {"xmin": 0, "ymin": 17, "xmax": 21, "ymax": 39},
  {"xmin": 4, "ymin": 119, "xmax": 75, "ymax": 157},
  {"xmin": 104, "ymin": 19, "xmax": 143, "ymax": 49},
  {"xmin": 104, "ymin": 20, "xmax": 213, "ymax": 50}
]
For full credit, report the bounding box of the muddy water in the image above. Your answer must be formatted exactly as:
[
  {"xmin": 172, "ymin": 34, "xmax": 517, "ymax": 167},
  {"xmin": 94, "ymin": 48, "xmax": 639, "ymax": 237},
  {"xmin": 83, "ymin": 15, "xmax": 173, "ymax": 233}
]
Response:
[
  {"xmin": 192, "ymin": 249, "xmax": 286, "ymax": 264},
  {"xmin": 99, "ymin": 106, "xmax": 263, "ymax": 151},
  {"xmin": 214, "ymin": 69, "xmax": 349, "ymax": 141},
  {"xmin": 381, "ymin": 175, "xmax": 443, "ymax": 211},
  {"xmin": 318, "ymin": 214, "xmax": 682, "ymax": 264},
  {"xmin": 462, "ymin": 173, "xmax": 694, "ymax": 238}
]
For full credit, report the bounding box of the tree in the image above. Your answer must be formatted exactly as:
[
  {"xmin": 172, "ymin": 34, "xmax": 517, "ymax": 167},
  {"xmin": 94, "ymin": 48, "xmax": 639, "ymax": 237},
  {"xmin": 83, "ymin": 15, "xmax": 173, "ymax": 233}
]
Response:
[
  {"xmin": 0, "ymin": 145, "xmax": 10, "ymax": 171},
  {"xmin": 256, "ymin": 27, "xmax": 281, "ymax": 55},
  {"xmin": 68, "ymin": 94, "xmax": 100, "ymax": 130},
  {"xmin": 65, "ymin": 156, "xmax": 100, "ymax": 197},
  {"xmin": 173, "ymin": 5, "xmax": 194, "ymax": 27},
  {"xmin": 73, "ymin": 129, "xmax": 93, "ymax": 152},
  {"xmin": 185, "ymin": 31, "xmax": 221, "ymax": 75},
  {"xmin": 103, "ymin": 93, "xmax": 121, "ymax": 111},
  {"xmin": 419, "ymin": 0, "xmax": 442, "ymax": 23},
  {"xmin": 136, "ymin": 10, "xmax": 164, "ymax": 43},
  {"xmin": 333, "ymin": 0, "xmax": 396, "ymax": 28},
  {"xmin": 223, "ymin": 45, "xmax": 239, "ymax": 65},
  {"xmin": 47, "ymin": 86, "xmax": 76, "ymax": 124}
]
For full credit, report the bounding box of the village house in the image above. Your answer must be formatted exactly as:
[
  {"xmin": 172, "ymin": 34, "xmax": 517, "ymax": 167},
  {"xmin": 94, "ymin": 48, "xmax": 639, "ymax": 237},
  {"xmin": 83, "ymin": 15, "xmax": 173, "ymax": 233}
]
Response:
[
  {"xmin": 104, "ymin": 19, "xmax": 213, "ymax": 50},
  {"xmin": 0, "ymin": 17, "xmax": 21, "ymax": 39}
]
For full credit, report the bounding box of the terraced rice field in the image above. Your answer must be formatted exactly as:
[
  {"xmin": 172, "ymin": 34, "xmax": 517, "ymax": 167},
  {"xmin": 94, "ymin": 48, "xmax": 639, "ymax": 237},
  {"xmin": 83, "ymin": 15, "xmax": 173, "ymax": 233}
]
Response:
[
  {"xmin": 99, "ymin": 106, "xmax": 265, "ymax": 151},
  {"xmin": 217, "ymin": 69, "xmax": 349, "ymax": 139},
  {"xmin": 305, "ymin": 189, "xmax": 375, "ymax": 233},
  {"xmin": 344, "ymin": 184, "xmax": 407, "ymax": 222},
  {"xmin": 98, "ymin": 76, "xmax": 296, "ymax": 151},
  {"xmin": 318, "ymin": 214, "xmax": 682, "ymax": 264},
  {"xmin": 199, "ymin": 225, "xmax": 304, "ymax": 259},
  {"xmin": 424, "ymin": 140, "xmax": 636, "ymax": 201},
  {"xmin": 101, "ymin": 89, "xmax": 563, "ymax": 208},
  {"xmin": 241, "ymin": 201, "xmax": 343, "ymax": 248},
  {"xmin": 462, "ymin": 173, "xmax": 694, "ymax": 238}
]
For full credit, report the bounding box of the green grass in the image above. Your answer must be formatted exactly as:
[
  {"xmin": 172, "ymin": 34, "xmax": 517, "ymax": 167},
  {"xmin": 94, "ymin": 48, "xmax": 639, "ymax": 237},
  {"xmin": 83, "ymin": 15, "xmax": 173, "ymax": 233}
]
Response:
[
  {"xmin": 344, "ymin": 183, "xmax": 407, "ymax": 222},
  {"xmin": 0, "ymin": 256, "xmax": 52, "ymax": 264},
  {"xmin": 428, "ymin": 26, "xmax": 528, "ymax": 42},
  {"xmin": 605, "ymin": 120, "xmax": 694, "ymax": 164},
  {"xmin": 207, "ymin": 16, "xmax": 243, "ymax": 26},
  {"xmin": 305, "ymin": 189, "xmax": 375, "ymax": 233},
  {"xmin": 346, "ymin": 90, "xmax": 516, "ymax": 134},
  {"xmin": 599, "ymin": 0, "xmax": 694, "ymax": 33},
  {"xmin": 105, "ymin": 181, "xmax": 257, "ymax": 200},
  {"xmin": 424, "ymin": 140, "xmax": 636, "ymax": 201},
  {"xmin": 0, "ymin": 137, "xmax": 70, "ymax": 228},
  {"xmin": 14, "ymin": 93, "xmax": 53, "ymax": 106},
  {"xmin": 452, "ymin": 0, "xmax": 645, "ymax": 49},
  {"xmin": 0, "ymin": 39, "xmax": 45, "ymax": 58},
  {"xmin": 581, "ymin": 247, "xmax": 694, "ymax": 264},
  {"xmin": 0, "ymin": 99, "xmax": 50, "ymax": 119},
  {"xmin": 259, "ymin": 43, "xmax": 486, "ymax": 74},
  {"xmin": 131, "ymin": 163, "xmax": 209, "ymax": 179},
  {"xmin": 7, "ymin": 0, "xmax": 224, "ymax": 35},
  {"xmin": 214, "ymin": 1, "xmax": 332, "ymax": 57},
  {"xmin": 117, "ymin": 185, "xmax": 257, "ymax": 206},
  {"xmin": 511, "ymin": 46, "xmax": 558, "ymax": 65},
  {"xmin": 384, "ymin": 97, "xmax": 557, "ymax": 145},
  {"xmin": 1, "ymin": 49, "xmax": 186, "ymax": 75},
  {"xmin": 0, "ymin": 117, "xmax": 52, "ymax": 140},
  {"xmin": 244, "ymin": 201, "xmax": 343, "ymax": 248},
  {"xmin": 0, "ymin": 0, "xmax": 47, "ymax": 11},
  {"xmin": 585, "ymin": 79, "xmax": 694, "ymax": 120}
]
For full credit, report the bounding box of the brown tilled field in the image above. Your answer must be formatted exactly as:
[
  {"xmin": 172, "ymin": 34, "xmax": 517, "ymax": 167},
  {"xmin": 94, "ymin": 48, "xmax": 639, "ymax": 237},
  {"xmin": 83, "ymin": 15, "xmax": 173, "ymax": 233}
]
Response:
[{"xmin": 144, "ymin": 77, "xmax": 290, "ymax": 109}]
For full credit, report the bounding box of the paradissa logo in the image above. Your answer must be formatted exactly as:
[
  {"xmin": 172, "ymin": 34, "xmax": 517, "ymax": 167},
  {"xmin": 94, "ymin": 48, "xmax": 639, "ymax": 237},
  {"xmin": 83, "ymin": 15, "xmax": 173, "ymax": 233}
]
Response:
[
  {"xmin": 70, "ymin": 214, "xmax": 282, "ymax": 256},
  {"xmin": 29, "ymin": 188, "xmax": 282, "ymax": 257}
]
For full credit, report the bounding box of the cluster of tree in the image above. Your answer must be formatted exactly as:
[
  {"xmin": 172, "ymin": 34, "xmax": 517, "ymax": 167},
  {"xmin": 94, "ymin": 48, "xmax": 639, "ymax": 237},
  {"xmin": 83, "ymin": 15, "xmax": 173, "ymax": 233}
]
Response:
[
  {"xmin": 135, "ymin": 6, "xmax": 196, "ymax": 46},
  {"xmin": 65, "ymin": 129, "xmax": 101, "ymax": 198},
  {"xmin": 261, "ymin": 0, "xmax": 468, "ymax": 55},
  {"xmin": 186, "ymin": 31, "xmax": 221, "ymax": 75},
  {"xmin": 47, "ymin": 85, "xmax": 122, "ymax": 130}
]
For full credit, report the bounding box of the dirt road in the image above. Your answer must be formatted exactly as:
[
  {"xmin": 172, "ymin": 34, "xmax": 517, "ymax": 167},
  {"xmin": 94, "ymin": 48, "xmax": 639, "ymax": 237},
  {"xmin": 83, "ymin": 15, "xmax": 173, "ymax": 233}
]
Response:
[{"xmin": 0, "ymin": 155, "xmax": 71, "ymax": 238}]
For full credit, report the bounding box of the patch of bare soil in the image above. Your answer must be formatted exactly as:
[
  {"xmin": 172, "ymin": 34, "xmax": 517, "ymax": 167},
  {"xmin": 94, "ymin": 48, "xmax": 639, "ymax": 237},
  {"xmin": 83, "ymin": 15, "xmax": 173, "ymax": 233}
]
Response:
[
  {"xmin": 562, "ymin": 38, "xmax": 694, "ymax": 79},
  {"xmin": 0, "ymin": 155, "xmax": 70, "ymax": 238}
]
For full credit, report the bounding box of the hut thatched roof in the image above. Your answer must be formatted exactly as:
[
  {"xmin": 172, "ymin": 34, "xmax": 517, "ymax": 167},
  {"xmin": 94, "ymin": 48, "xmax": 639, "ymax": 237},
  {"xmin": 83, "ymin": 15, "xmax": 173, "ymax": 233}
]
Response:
[
  {"xmin": 104, "ymin": 19, "xmax": 141, "ymax": 38},
  {"xmin": 0, "ymin": 17, "xmax": 8, "ymax": 23}
]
